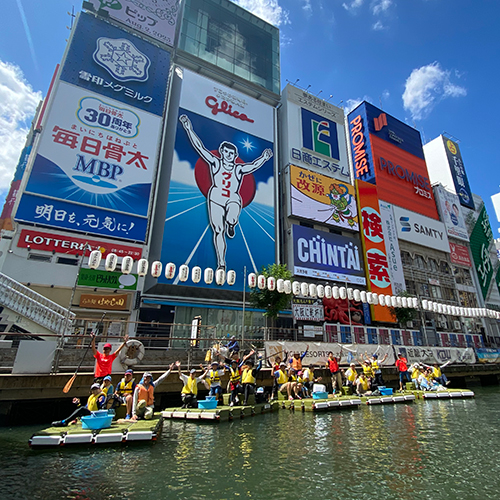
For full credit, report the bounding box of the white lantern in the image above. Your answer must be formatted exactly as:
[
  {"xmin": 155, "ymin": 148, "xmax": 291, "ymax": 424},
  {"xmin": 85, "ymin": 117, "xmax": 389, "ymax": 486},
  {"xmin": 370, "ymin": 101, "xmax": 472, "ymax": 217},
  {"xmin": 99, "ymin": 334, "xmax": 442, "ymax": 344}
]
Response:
[
  {"xmin": 178, "ymin": 264, "xmax": 189, "ymax": 282},
  {"xmin": 267, "ymin": 276, "xmax": 276, "ymax": 291},
  {"xmin": 151, "ymin": 261, "xmax": 162, "ymax": 278},
  {"xmin": 121, "ymin": 256, "xmax": 133, "ymax": 274},
  {"xmin": 353, "ymin": 289, "xmax": 361, "ymax": 302},
  {"xmin": 422, "ymin": 299, "xmax": 428, "ymax": 310},
  {"xmin": 165, "ymin": 262, "xmax": 176, "ymax": 280},
  {"xmin": 412, "ymin": 297, "xmax": 418, "ymax": 308},
  {"xmin": 301, "ymin": 282, "xmax": 309, "ymax": 296},
  {"xmin": 317, "ymin": 285, "xmax": 325, "ymax": 298},
  {"xmin": 204, "ymin": 267, "xmax": 214, "ymax": 284},
  {"xmin": 396, "ymin": 296, "xmax": 402, "ymax": 308},
  {"xmin": 324, "ymin": 285, "xmax": 332, "ymax": 299},
  {"xmin": 292, "ymin": 281, "xmax": 301, "ymax": 295},
  {"xmin": 105, "ymin": 253, "xmax": 118, "ymax": 272},
  {"xmin": 227, "ymin": 270, "xmax": 236, "ymax": 286},
  {"xmin": 137, "ymin": 258, "xmax": 148, "ymax": 277},
  {"xmin": 89, "ymin": 250, "xmax": 102, "ymax": 269},
  {"xmin": 372, "ymin": 293, "xmax": 379, "ymax": 305},
  {"xmin": 248, "ymin": 273, "xmax": 257, "ymax": 288},
  {"xmin": 215, "ymin": 268, "xmax": 226, "ymax": 286},
  {"xmin": 284, "ymin": 280, "xmax": 292, "ymax": 294},
  {"xmin": 390, "ymin": 296, "xmax": 397, "ymax": 308},
  {"xmin": 277, "ymin": 279, "xmax": 285, "ymax": 293},
  {"xmin": 339, "ymin": 287, "xmax": 347, "ymax": 300},
  {"xmin": 360, "ymin": 291, "xmax": 367, "ymax": 303},
  {"xmin": 366, "ymin": 292, "xmax": 373, "ymax": 304},
  {"xmin": 347, "ymin": 288, "xmax": 354, "ymax": 300},
  {"xmin": 379, "ymin": 294, "xmax": 386, "ymax": 306},
  {"xmin": 192, "ymin": 266, "xmax": 202, "ymax": 283},
  {"xmin": 257, "ymin": 275, "xmax": 266, "ymax": 290},
  {"xmin": 432, "ymin": 303, "xmax": 438, "ymax": 312},
  {"xmin": 333, "ymin": 286, "xmax": 340, "ymax": 299},
  {"xmin": 402, "ymin": 297, "xmax": 408, "ymax": 308}
]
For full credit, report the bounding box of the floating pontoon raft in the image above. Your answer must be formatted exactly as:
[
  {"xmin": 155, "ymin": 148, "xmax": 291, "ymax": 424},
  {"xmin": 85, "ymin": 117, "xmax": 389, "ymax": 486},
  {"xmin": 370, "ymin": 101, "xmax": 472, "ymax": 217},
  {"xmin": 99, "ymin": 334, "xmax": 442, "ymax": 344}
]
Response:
[
  {"xmin": 29, "ymin": 415, "xmax": 163, "ymax": 448},
  {"xmin": 278, "ymin": 395, "xmax": 362, "ymax": 412},
  {"xmin": 403, "ymin": 388, "xmax": 475, "ymax": 400}
]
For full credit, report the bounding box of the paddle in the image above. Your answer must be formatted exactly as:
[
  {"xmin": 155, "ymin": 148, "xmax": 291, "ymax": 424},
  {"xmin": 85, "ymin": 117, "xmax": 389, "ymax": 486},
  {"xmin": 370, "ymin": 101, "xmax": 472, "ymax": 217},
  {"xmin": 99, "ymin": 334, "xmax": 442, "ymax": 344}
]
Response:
[{"xmin": 63, "ymin": 313, "xmax": 106, "ymax": 393}]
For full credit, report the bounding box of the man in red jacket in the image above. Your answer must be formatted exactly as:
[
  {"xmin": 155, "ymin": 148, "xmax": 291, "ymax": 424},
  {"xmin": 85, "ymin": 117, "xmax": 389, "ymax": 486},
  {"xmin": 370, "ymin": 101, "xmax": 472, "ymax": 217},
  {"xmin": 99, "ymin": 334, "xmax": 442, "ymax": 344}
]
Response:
[
  {"xmin": 325, "ymin": 350, "xmax": 343, "ymax": 395},
  {"xmin": 91, "ymin": 333, "xmax": 129, "ymax": 381},
  {"xmin": 395, "ymin": 352, "xmax": 411, "ymax": 391}
]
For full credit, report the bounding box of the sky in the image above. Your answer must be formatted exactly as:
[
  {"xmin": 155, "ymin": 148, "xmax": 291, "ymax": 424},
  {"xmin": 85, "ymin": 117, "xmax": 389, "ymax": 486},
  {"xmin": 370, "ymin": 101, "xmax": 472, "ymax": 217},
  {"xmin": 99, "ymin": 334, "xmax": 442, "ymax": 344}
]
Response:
[{"xmin": 1, "ymin": 0, "xmax": 500, "ymax": 232}]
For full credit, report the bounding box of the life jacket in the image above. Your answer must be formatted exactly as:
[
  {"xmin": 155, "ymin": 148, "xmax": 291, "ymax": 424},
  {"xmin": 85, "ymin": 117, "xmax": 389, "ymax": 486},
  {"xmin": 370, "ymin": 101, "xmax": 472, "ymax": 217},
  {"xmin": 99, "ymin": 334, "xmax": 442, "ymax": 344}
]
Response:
[
  {"xmin": 181, "ymin": 376, "xmax": 198, "ymax": 395},
  {"xmin": 117, "ymin": 379, "xmax": 135, "ymax": 394},
  {"xmin": 289, "ymin": 373, "xmax": 297, "ymax": 382},
  {"xmin": 87, "ymin": 392, "xmax": 105, "ymax": 412},
  {"xmin": 209, "ymin": 369, "xmax": 220, "ymax": 383},
  {"xmin": 291, "ymin": 357, "xmax": 302, "ymax": 371},
  {"xmin": 137, "ymin": 384, "xmax": 155, "ymax": 406},
  {"xmin": 297, "ymin": 375, "xmax": 305, "ymax": 384},
  {"xmin": 362, "ymin": 365, "xmax": 373, "ymax": 378},
  {"xmin": 411, "ymin": 368, "xmax": 420, "ymax": 379},
  {"xmin": 230, "ymin": 367, "xmax": 241, "ymax": 383},
  {"xmin": 242, "ymin": 367, "xmax": 255, "ymax": 384},
  {"xmin": 101, "ymin": 384, "xmax": 113, "ymax": 397},
  {"xmin": 433, "ymin": 367, "xmax": 441, "ymax": 378},
  {"xmin": 359, "ymin": 378, "xmax": 369, "ymax": 391},
  {"xmin": 277, "ymin": 370, "xmax": 288, "ymax": 386},
  {"xmin": 303, "ymin": 369, "xmax": 313, "ymax": 382},
  {"xmin": 346, "ymin": 368, "xmax": 357, "ymax": 383},
  {"xmin": 371, "ymin": 360, "xmax": 380, "ymax": 373}
]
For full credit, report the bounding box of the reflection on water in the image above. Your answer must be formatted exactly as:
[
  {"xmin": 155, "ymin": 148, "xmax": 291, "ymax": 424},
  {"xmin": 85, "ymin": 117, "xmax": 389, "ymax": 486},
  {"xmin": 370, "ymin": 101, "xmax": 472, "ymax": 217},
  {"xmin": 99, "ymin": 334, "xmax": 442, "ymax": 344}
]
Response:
[{"xmin": 3, "ymin": 387, "xmax": 500, "ymax": 499}]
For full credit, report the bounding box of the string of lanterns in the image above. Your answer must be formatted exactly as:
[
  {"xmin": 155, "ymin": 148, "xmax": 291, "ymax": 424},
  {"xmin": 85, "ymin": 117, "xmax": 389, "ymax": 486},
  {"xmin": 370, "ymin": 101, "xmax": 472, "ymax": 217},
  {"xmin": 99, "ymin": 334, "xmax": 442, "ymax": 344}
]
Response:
[{"xmin": 87, "ymin": 251, "xmax": 500, "ymax": 320}]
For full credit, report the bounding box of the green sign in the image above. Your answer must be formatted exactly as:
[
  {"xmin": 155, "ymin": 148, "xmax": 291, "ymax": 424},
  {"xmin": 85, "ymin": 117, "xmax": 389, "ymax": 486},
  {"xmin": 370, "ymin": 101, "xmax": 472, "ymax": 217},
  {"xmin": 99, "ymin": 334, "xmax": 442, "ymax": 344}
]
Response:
[
  {"xmin": 77, "ymin": 268, "xmax": 138, "ymax": 290},
  {"xmin": 469, "ymin": 206, "xmax": 494, "ymax": 299},
  {"xmin": 495, "ymin": 266, "xmax": 500, "ymax": 297}
]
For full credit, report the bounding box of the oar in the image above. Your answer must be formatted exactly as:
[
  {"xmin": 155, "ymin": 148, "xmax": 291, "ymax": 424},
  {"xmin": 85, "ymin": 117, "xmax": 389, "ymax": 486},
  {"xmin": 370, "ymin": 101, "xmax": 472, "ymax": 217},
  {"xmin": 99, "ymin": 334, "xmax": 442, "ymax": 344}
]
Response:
[{"xmin": 63, "ymin": 313, "xmax": 106, "ymax": 393}]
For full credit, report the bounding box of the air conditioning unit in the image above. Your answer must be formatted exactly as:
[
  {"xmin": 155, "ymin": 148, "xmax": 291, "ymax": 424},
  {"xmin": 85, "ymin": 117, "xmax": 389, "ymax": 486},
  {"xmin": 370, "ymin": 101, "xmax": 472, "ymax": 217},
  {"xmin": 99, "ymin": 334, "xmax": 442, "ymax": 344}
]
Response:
[
  {"xmin": 406, "ymin": 321, "xmax": 414, "ymax": 328},
  {"xmin": 453, "ymin": 320, "xmax": 461, "ymax": 330},
  {"xmin": 438, "ymin": 320, "xmax": 447, "ymax": 330}
]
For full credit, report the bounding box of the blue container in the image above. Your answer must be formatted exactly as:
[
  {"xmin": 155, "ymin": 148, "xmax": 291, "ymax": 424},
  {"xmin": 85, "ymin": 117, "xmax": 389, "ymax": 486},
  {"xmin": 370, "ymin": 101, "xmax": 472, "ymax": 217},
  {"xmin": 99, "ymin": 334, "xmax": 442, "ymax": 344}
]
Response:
[
  {"xmin": 81, "ymin": 414, "xmax": 113, "ymax": 430},
  {"xmin": 198, "ymin": 400, "xmax": 218, "ymax": 410},
  {"xmin": 205, "ymin": 396, "xmax": 216, "ymax": 401},
  {"xmin": 379, "ymin": 388, "xmax": 393, "ymax": 396},
  {"xmin": 312, "ymin": 391, "xmax": 329, "ymax": 400},
  {"xmin": 92, "ymin": 410, "xmax": 109, "ymax": 417}
]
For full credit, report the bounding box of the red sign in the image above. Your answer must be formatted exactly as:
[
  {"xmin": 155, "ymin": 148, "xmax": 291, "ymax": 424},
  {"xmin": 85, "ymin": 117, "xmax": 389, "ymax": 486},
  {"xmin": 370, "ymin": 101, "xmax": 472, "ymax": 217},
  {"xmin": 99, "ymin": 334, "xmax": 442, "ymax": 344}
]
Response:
[
  {"xmin": 449, "ymin": 242, "xmax": 472, "ymax": 267},
  {"xmin": 17, "ymin": 229, "xmax": 142, "ymax": 259}
]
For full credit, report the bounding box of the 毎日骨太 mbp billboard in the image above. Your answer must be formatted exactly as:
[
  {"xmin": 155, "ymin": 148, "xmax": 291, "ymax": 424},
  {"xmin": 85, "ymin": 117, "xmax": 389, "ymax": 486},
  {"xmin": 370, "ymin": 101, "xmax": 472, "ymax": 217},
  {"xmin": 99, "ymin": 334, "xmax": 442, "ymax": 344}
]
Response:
[{"xmin": 160, "ymin": 69, "xmax": 276, "ymax": 291}]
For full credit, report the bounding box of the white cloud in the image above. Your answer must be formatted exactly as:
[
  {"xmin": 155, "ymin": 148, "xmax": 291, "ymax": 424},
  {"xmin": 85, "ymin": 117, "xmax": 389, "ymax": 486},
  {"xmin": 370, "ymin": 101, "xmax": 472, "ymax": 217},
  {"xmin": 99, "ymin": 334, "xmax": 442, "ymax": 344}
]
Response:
[
  {"xmin": 169, "ymin": 150, "xmax": 197, "ymax": 187},
  {"xmin": 344, "ymin": 96, "xmax": 371, "ymax": 114},
  {"xmin": 343, "ymin": 0, "xmax": 364, "ymax": 11},
  {"xmin": 232, "ymin": 0, "xmax": 289, "ymax": 26},
  {"xmin": 303, "ymin": 0, "xmax": 312, "ymax": 13},
  {"xmin": 372, "ymin": 0, "xmax": 392, "ymax": 15},
  {"xmin": 252, "ymin": 177, "xmax": 275, "ymax": 207},
  {"xmin": 372, "ymin": 20, "xmax": 386, "ymax": 30},
  {"xmin": 382, "ymin": 89, "xmax": 390, "ymax": 99},
  {"xmin": 402, "ymin": 62, "xmax": 467, "ymax": 120},
  {"xmin": 0, "ymin": 60, "xmax": 41, "ymax": 193}
]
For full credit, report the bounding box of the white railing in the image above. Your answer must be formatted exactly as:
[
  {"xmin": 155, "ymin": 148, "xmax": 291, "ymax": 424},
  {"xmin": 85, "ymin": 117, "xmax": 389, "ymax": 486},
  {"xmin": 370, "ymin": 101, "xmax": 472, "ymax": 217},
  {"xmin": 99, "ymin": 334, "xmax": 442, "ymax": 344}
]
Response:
[{"xmin": 0, "ymin": 272, "xmax": 75, "ymax": 334}]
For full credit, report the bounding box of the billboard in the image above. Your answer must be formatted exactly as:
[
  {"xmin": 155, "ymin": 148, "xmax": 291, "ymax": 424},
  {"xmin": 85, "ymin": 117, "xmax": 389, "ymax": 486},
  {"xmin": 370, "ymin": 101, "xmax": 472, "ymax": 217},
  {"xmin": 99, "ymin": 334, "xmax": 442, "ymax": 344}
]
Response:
[
  {"xmin": 77, "ymin": 268, "xmax": 138, "ymax": 290},
  {"xmin": 434, "ymin": 185, "xmax": 469, "ymax": 241},
  {"xmin": 86, "ymin": 0, "xmax": 180, "ymax": 47},
  {"xmin": 356, "ymin": 179, "xmax": 395, "ymax": 323},
  {"xmin": 289, "ymin": 165, "xmax": 358, "ymax": 231},
  {"xmin": 392, "ymin": 206, "xmax": 449, "ymax": 252},
  {"xmin": 160, "ymin": 69, "xmax": 275, "ymax": 290},
  {"xmin": 15, "ymin": 83, "xmax": 161, "ymax": 241},
  {"xmin": 379, "ymin": 201, "xmax": 406, "ymax": 294},
  {"xmin": 281, "ymin": 85, "xmax": 350, "ymax": 182},
  {"xmin": 469, "ymin": 206, "xmax": 494, "ymax": 299},
  {"xmin": 449, "ymin": 242, "xmax": 472, "ymax": 267},
  {"xmin": 292, "ymin": 225, "xmax": 366, "ymax": 284},
  {"xmin": 348, "ymin": 102, "xmax": 438, "ymax": 220},
  {"xmin": 443, "ymin": 137, "xmax": 474, "ymax": 210}
]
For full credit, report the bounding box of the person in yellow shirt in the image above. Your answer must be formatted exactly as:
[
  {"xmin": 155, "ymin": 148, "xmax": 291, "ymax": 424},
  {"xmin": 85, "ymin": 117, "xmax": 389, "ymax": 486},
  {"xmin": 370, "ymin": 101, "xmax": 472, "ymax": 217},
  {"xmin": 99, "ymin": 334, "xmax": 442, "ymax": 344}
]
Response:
[
  {"xmin": 178, "ymin": 361, "xmax": 209, "ymax": 409},
  {"xmin": 344, "ymin": 363, "xmax": 357, "ymax": 391},
  {"xmin": 355, "ymin": 373, "xmax": 372, "ymax": 396}
]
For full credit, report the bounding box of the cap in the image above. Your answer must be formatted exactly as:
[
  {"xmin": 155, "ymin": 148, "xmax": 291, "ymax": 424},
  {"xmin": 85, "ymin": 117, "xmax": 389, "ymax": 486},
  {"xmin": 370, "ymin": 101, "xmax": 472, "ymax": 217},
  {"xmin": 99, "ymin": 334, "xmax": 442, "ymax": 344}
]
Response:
[
  {"xmin": 372, "ymin": 354, "xmax": 378, "ymax": 359},
  {"xmin": 280, "ymin": 362, "xmax": 286, "ymax": 367},
  {"xmin": 398, "ymin": 353, "xmax": 403, "ymax": 356},
  {"xmin": 230, "ymin": 335, "xmax": 236, "ymax": 339},
  {"xmin": 103, "ymin": 343, "xmax": 112, "ymax": 349},
  {"xmin": 231, "ymin": 359, "xmax": 238, "ymax": 364},
  {"xmin": 190, "ymin": 369, "xmax": 196, "ymax": 374},
  {"xmin": 350, "ymin": 363, "xmax": 356, "ymax": 367},
  {"xmin": 211, "ymin": 361, "xmax": 219, "ymax": 366},
  {"xmin": 143, "ymin": 372, "xmax": 153, "ymax": 379},
  {"xmin": 103, "ymin": 375, "xmax": 112, "ymax": 381},
  {"xmin": 125, "ymin": 369, "xmax": 133, "ymax": 374},
  {"xmin": 90, "ymin": 383, "xmax": 100, "ymax": 390}
]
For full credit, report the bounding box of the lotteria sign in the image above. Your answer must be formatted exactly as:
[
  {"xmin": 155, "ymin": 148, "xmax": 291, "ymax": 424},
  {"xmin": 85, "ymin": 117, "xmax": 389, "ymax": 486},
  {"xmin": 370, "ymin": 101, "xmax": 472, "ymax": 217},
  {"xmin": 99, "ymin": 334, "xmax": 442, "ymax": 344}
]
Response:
[{"xmin": 292, "ymin": 225, "xmax": 366, "ymax": 284}]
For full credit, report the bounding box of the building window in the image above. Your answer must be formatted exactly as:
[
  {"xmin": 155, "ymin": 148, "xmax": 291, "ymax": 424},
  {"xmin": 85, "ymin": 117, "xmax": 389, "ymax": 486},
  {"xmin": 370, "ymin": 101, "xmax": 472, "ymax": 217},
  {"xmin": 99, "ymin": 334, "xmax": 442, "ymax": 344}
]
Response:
[
  {"xmin": 401, "ymin": 251, "xmax": 412, "ymax": 266},
  {"xmin": 430, "ymin": 285, "xmax": 442, "ymax": 299},
  {"xmin": 428, "ymin": 258, "xmax": 439, "ymax": 272},
  {"xmin": 414, "ymin": 255, "xmax": 426, "ymax": 270},
  {"xmin": 440, "ymin": 261, "xmax": 451, "ymax": 274},
  {"xmin": 406, "ymin": 280, "xmax": 416, "ymax": 295},
  {"xmin": 442, "ymin": 287, "xmax": 456, "ymax": 301},
  {"xmin": 419, "ymin": 283, "xmax": 430, "ymax": 297}
]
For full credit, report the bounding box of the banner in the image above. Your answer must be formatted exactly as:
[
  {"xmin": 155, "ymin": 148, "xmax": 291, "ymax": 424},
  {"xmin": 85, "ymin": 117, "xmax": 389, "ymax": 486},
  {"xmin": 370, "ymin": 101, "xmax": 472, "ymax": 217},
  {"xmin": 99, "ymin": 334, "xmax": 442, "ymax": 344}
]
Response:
[
  {"xmin": 77, "ymin": 268, "xmax": 138, "ymax": 290},
  {"xmin": 79, "ymin": 293, "xmax": 128, "ymax": 310},
  {"xmin": 292, "ymin": 225, "xmax": 366, "ymax": 284},
  {"xmin": 399, "ymin": 345, "xmax": 476, "ymax": 365},
  {"xmin": 443, "ymin": 137, "xmax": 474, "ymax": 210},
  {"xmin": 434, "ymin": 185, "xmax": 469, "ymax": 241},
  {"xmin": 87, "ymin": 0, "xmax": 180, "ymax": 47},
  {"xmin": 449, "ymin": 242, "xmax": 472, "ymax": 267},
  {"xmin": 289, "ymin": 165, "xmax": 358, "ymax": 230},
  {"xmin": 292, "ymin": 298, "xmax": 325, "ymax": 322},
  {"xmin": 476, "ymin": 348, "xmax": 500, "ymax": 363}
]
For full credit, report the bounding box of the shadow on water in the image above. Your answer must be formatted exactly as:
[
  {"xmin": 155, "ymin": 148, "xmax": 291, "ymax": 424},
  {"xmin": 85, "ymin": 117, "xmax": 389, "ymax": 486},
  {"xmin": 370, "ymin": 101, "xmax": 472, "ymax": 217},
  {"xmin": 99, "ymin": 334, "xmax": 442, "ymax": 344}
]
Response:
[{"xmin": 2, "ymin": 386, "xmax": 500, "ymax": 500}]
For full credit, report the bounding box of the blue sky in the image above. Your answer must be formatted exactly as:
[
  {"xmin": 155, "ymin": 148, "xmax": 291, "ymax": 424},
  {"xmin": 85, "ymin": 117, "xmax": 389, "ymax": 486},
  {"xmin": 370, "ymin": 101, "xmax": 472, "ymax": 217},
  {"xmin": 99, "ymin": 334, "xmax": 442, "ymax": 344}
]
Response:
[{"xmin": 2, "ymin": 0, "xmax": 499, "ymax": 232}]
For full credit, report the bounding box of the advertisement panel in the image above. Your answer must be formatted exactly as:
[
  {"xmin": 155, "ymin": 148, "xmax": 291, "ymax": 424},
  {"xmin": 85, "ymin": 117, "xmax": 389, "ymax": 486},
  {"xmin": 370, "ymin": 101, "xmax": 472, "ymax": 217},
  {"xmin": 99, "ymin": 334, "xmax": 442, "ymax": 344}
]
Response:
[
  {"xmin": 80, "ymin": 293, "xmax": 128, "ymax": 310},
  {"xmin": 392, "ymin": 205, "xmax": 449, "ymax": 252},
  {"xmin": 379, "ymin": 201, "xmax": 406, "ymax": 294},
  {"xmin": 289, "ymin": 165, "xmax": 358, "ymax": 231},
  {"xmin": 87, "ymin": 0, "xmax": 180, "ymax": 47},
  {"xmin": 347, "ymin": 104, "xmax": 375, "ymax": 184},
  {"xmin": 292, "ymin": 298, "xmax": 325, "ymax": 322},
  {"xmin": 160, "ymin": 69, "xmax": 275, "ymax": 290},
  {"xmin": 283, "ymin": 85, "xmax": 350, "ymax": 182},
  {"xmin": 60, "ymin": 12, "xmax": 170, "ymax": 116},
  {"xmin": 292, "ymin": 225, "xmax": 365, "ymax": 284},
  {"xmin": 443, "ymin": 137, "xmax": 474, "ymax": 210},
  {"xmin": 17, "ymin": 229, "xmax": 142, "ymax": 258},
  {"xmin": 434, "ymin": 185, "xmax": 469, "ymax": 241},
  {"xmin": 469, "ymin": 206, "xmax": 494, "ymax": 299},
  {"xmin": 77, "ymin": 268, "xmax": 138, "ymax": 290},
  {"xmin": 15, "ymin": 83, "xmax": 160, "ymax": 241},
  {"xmin": 356, "ymin": 179, "xmax": 395, "ymax": 323},
  {"xmin": 449, "ymin": 242, "xmax": 472, "ymax": 267}
]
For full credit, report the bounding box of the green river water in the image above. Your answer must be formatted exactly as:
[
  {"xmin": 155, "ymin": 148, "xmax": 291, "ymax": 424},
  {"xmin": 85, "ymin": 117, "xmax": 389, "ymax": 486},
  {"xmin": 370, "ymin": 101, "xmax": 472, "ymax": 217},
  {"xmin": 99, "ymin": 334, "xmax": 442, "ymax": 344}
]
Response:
[{"xmin": 2, "ymin": 386, "xmax": 500, "ymax": 500}]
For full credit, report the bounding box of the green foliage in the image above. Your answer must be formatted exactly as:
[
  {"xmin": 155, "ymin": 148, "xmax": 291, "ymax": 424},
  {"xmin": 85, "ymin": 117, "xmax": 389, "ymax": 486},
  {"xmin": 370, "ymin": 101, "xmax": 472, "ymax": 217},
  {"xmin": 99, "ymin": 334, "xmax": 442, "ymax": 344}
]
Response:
[
  {"xmin": 249, "ymin": 264, "xmax": 293, "ymax": 319},
  {"xmin": 388, "ymin": 290, "xmax": 418, "ymax": 327}
]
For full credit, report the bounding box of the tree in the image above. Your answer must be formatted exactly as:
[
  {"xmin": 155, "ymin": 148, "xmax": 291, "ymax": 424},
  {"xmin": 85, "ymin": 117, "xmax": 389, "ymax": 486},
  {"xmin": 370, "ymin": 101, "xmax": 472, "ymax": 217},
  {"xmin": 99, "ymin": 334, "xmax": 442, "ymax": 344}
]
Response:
[
  {"xmin": 388, "ymin": 290, "xmax": 418, "ymax": 327},
  {"xmin": 249, "ymin": 264, "xmax": 293, "ymax": 319}
]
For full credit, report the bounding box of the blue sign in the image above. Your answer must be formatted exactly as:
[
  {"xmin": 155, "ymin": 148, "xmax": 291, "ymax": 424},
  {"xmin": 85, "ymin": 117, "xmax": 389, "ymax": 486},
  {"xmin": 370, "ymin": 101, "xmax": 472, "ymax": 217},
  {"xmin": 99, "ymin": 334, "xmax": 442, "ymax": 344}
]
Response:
[
  {"xmin": 301, "ymin": 108, "xmax": 340, "ymax": 161},
  {"xmin": 443, "ymin": 137, "xmax": 474, "ymax": 210},
  {"xmin": 60, "ymin": 12, "xmax": 170, "ymax": 116},
  {"xmin": 15, "ymin": 193, "xmax": 147, "ymax": 241},
  {"xmin": 13, "ymin": 145, "xmax": 32, "ymax": 182},
  {"xmin": 347, "ymin": 105, "xmax": 376, "ymax": 184},
  {"xmin": 292, "ymin": 225, "xmax": 366, "ymax": 284}
]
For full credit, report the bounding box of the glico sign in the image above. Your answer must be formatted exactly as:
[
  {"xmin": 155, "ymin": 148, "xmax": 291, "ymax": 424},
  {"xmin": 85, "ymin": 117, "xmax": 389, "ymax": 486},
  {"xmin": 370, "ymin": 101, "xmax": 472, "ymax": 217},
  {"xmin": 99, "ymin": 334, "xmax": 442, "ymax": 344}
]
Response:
[{"xmin": 348, "ymin": 102, "xmax": 438, "ymax": 220}]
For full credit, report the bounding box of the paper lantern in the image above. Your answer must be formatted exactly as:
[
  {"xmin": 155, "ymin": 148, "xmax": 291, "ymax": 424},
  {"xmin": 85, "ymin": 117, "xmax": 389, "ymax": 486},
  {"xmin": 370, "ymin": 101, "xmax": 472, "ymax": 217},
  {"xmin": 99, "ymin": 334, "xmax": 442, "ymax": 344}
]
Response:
[
  {"xmin": 165, "ymin": 262, "xmax": 176, "ymax": 280},
  {"xmin": 105, "ymin": 253, "xmax": 117, "ymax": 272},
  {"xmin": 277, "ymin": 279, "xmax": 285, "ymax": 293},
  {"xmin": 151, "ymin": 261, "xmax": 162, "ymax": 278},
  {"xmin": 301, "ymin": 282, "xmax": 309, "ymax": 296},
  {"xmin": 332, "ymin": 286, "xmax": 340, "ymax": 299},
  {"xmin": 309, "ymin": 284, "xmax": 317, "ymax": 297},
  {"xmin": 292, "ymin": 281, "xmax": 301, "ymax": 295},
  {"xmin": 372, "ymin": 293, "xmax": 379, "ymax": 305},
  {"xmin": 257, "ymin": 275, "xmax": 266, "ymax": 290},
  {"xmin": 324, "ymin": 285, "xmax": 332, "ymax": 299},
  {"xmin": 121, "ymin": 256, "xmax": 133, "ymax": 274},
  {"xmin": 353, "ymin": 289, "xmax": 361, "ymax": 301},
  {"xmin": 402, "ymin": 297, "xmax": 408, "ymax": 308},
  {"xmin": 204, "ymin": 267, "xmax": 214, "ymax": 284},
  {"xmin": 390, "ymin": 296, "xmax": 397, "ymax": 307},
  {"xmin": 412, "ymin": 297, "xmax": 418, "ymax": 308},
  {"xmin": 192, "ymin": 266, "xmax": 202, "ymax": 283},
  {"xmin": 215, "ymin": 268, "xmax": 226, "ymax": 286},
  {"xmin": 422, "ymin": 299, "xmax": 428, "ymax": 310},
  {"xmin": 339, "ymin": 287, "xmax": 347, "ymax": 300},
  {"xmin": 396, "ymin": 296, "xmax": 402, "ymax": 308},
  {"xmin": 284, "ymin": 280, "xmax": 292, "ymax": 294},
  {"xmin": 137, "ymin": 258, "xmax": 148, "ymax": 277},
  {"xmin": 227, "ymin": 270, "xmax": 236, "ymax": 286},
  {"xmin": 248, "ymin": 273, "xmax": 257, "ymax": 288},
  {"xmin": 267, "ymin": 276, "xmax": 276, "ymax": 291},
  {"xmin": 347, "ymin": 288, "xmax": 354, "ymax": 300},
  {"xmin": 88, "ymin": 250, "xmax": 102, "ymax": 269},
  {"xmin": 379, "ymin": 295, "xmax": 386, "ymax": 306},
  {"xmin": 317, "ymin": 285, "xmax": 325, "ymax": 298}
]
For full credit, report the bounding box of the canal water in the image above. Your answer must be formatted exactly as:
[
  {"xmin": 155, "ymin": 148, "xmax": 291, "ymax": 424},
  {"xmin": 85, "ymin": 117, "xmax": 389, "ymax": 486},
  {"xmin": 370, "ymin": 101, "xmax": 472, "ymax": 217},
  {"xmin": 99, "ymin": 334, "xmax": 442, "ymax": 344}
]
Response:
[{"xmin": 2, "ymin": 387, "xmax": 500, "ymax": 500}]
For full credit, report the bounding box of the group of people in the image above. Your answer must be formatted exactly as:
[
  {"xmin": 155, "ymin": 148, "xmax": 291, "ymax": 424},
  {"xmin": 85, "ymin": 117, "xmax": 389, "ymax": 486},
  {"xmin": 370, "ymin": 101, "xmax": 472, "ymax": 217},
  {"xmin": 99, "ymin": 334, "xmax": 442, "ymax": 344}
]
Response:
[{"xmin": 396, "ymin": 353, "xmax": 451, "ymax": 391}]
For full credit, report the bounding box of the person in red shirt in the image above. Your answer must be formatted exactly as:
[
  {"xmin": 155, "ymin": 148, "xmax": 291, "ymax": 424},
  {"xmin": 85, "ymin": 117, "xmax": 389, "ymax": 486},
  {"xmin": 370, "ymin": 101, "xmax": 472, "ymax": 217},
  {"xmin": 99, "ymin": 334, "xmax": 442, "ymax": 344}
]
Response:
[
  {"xmin": 395, "ymin": 352, "xmax": 411, "ymax": 391},
  {"xmin": 91, "ymin": 333, "xmax": 129, "ymax": 382},
  {"xmin": 325, "ymin": 350, "xmax": 343, "ymax": 395}
]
